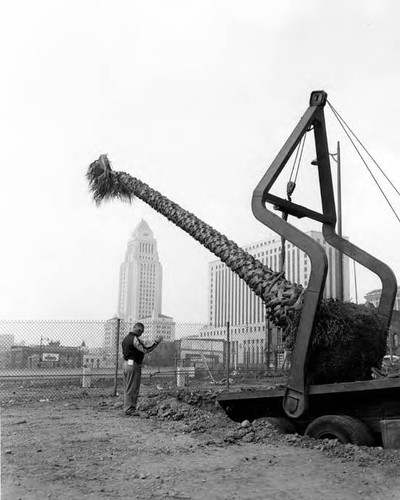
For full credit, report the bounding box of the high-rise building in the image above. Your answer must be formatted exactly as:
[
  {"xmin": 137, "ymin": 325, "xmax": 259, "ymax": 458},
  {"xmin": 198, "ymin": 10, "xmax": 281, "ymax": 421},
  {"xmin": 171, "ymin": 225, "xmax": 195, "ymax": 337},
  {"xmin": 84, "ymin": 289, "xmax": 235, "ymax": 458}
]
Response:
[
  {"xmin": 115, "ymin": 220, "xmax": 175, "ymax": 344},
  {"xmin": 198, "ymin": 230, "xmax": 350, "ymax": 368},
  {"xmin": 118, "ymin": 220, "xmax": 163, "ymax": 322},
  {"xmin": 207, "ymin": 230, "xmax": 350, "ymax": 329}
]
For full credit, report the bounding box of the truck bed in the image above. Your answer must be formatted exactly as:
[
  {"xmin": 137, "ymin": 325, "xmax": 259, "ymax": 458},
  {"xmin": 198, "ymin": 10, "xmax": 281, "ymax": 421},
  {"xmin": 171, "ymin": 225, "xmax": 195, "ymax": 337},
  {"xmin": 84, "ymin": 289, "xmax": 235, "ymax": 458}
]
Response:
[{"xmin": 217, "ymin": 378, "xmax": 400, "ymax": 434}]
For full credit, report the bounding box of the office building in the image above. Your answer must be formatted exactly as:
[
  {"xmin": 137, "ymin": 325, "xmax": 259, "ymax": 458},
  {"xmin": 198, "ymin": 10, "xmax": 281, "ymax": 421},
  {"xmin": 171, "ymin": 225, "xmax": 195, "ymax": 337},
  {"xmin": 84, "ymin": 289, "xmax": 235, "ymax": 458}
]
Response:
[
  {"xmin": 365, "ymin": 287, "xmax": 400, "ymax": 310},
  {"xmin": 141, "ymin": 311, "xmax": 175, "ymax": 343},
  {"xmin": 118, "ymin": 219, "xmax": 163, "ymax": 321},
  {"xmin": 0, "ymin": 333, "xmax": 15, "ymax": 351},
  {"xmin": 207, "ymin": 230, "xmax": 350, "ymax": 330},
  {"xmin": 199, "ymin": 230, "xmax": 350, "ymax": 368},
  {"xmin": 115, "ymin": 220, "xmax": 175, "ymax": 344}
]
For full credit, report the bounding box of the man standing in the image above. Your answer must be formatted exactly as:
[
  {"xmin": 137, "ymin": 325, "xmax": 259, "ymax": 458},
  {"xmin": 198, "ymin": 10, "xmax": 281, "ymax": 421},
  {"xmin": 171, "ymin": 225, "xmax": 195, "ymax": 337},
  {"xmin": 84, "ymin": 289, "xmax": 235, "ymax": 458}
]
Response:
[{"xmin": 121, "ymin": 322, "xmax": 163, "ymax": 416}]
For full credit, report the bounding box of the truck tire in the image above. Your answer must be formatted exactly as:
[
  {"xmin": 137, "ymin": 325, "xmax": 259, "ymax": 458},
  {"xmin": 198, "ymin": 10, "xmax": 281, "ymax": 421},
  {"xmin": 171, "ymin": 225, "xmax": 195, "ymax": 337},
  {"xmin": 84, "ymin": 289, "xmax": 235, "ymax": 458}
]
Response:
[
  {"xmin": 305, "ymin": 415, "xmax": 375, "ymax": 446},
  {"xmin": 265, "ymin": 417, "xmax": 297, "ymax": 435}
]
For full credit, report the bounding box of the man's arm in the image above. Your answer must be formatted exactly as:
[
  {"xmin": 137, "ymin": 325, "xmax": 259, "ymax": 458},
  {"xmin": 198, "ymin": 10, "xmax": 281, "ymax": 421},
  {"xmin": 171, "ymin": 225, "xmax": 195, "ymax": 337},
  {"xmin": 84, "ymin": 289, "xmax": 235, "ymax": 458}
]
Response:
[{"xmin": 133, "ymin": 336, "xmax": 162, "ymax": 354}]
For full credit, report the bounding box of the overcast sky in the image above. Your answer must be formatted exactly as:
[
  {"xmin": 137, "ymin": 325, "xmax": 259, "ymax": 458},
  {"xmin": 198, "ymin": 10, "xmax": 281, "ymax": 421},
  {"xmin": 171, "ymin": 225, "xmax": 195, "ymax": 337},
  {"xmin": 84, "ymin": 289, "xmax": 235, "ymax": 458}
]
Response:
[{"xmin": 2, "ymin": 0, "xmax": 400, "ymax": 324}]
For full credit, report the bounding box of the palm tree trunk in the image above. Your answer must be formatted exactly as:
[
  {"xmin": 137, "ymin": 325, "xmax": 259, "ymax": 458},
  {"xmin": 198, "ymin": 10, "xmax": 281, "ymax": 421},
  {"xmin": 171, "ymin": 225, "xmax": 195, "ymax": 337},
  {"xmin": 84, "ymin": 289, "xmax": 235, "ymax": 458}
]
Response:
[{"xmin": 87, "ymin": 155, "xmax": 303, "ymax": 335}]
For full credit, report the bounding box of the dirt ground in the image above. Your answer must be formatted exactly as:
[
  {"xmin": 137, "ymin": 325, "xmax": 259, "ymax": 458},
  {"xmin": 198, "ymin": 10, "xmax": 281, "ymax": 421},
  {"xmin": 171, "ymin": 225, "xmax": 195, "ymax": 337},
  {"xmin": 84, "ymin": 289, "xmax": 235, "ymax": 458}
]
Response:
[{"xmin": 2, "ymin": 389, "xmax": 400, "ymax": 500}]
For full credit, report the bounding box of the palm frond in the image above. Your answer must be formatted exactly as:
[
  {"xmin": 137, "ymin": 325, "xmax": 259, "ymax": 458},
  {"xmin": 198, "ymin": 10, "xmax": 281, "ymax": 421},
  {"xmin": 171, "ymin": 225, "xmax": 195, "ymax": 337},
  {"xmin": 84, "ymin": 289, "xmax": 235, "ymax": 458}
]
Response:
[{"xmin": 86, "ymin": 154, "xmax": 135, "ymax": 205}]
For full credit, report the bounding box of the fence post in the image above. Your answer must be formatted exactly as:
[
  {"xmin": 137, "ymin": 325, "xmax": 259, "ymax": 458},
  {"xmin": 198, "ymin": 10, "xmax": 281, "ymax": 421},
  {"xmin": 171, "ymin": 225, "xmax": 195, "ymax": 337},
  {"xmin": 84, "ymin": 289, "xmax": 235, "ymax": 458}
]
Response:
[
  {"xmin": 82, "ymin": 365, "xmax": 91, "ymax": 388},
  {"xmin": 113, "ymin": 318, "xmax": 121, "ymax": 397},
  {"xmin": 226, "ymin": 321, "xmax": 230, "ymax": 390},
  {"xmin": 266, "ymin": 316, "xmax": 272, "ymax": 371},
  {"xmin": 174, "ymin": 339, "xmax": 181, "ymax": 388}
]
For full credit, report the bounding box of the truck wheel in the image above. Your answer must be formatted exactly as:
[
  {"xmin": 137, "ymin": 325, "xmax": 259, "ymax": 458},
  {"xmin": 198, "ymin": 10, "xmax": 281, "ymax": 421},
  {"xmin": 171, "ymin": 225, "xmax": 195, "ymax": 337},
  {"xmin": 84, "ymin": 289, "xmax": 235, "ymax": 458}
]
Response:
[
  {"xmin": 265, "ymin": 417, "xmax": 296, "ymax": 435},
  {"xmin": 305, "ymin": 415, "xmax": 375, "ymax": 446}
]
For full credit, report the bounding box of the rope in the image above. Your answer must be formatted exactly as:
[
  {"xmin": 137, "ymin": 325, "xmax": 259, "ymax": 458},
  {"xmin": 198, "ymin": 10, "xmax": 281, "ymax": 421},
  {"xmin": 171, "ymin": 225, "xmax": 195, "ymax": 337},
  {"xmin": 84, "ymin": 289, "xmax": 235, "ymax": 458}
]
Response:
[
  {"xmin": 289, "ymin": 140, "xmax": 301, "ymax": 182},
  {"xmin": 288, "ymin": 133, "xmax": 307, "ymax": 185},
  {"xmin": 293, "ymin": 133, "xmax": 307, "ymax": 184},
  {"xmin": 327, "ymin": 101, "xmax": 400, "ymax": 225}
]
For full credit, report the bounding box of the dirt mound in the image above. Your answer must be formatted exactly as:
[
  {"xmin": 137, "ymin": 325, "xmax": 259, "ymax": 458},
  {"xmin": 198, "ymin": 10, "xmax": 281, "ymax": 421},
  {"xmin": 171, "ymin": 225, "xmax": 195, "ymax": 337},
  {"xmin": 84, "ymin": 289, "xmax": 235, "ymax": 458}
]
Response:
[{"xmin": 107, "ymin": 389, "xmax": 400, "ymax": 468}]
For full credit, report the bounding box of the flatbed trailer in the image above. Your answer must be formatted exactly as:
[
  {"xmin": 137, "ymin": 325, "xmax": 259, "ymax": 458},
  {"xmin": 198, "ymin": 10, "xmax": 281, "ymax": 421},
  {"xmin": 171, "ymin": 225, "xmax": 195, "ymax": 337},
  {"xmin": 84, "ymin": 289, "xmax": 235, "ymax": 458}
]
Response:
[
  {"xmin": 218, "ymin": 91, "xmax": 400, "ymax": 448},
  {"xmin": 218, "ymin": 378, "xmax": 400, "ymax": 443}
]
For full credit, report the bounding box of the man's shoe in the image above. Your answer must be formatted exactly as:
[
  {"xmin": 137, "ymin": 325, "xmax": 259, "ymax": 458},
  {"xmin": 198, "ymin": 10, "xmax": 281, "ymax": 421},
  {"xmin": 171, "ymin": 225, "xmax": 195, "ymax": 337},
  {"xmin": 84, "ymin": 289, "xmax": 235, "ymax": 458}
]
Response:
[{"xmin": 124, "ymin": 410, "xmax": 140, "ymax": 417}]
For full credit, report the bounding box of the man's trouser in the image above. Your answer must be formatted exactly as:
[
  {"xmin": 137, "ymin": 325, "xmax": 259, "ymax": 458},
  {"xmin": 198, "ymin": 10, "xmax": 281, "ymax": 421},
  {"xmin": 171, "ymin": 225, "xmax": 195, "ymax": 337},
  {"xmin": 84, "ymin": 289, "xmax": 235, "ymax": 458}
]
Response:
[{"xmin": 123, "ymin": 361, "xmax": 142, "ymax": 412}]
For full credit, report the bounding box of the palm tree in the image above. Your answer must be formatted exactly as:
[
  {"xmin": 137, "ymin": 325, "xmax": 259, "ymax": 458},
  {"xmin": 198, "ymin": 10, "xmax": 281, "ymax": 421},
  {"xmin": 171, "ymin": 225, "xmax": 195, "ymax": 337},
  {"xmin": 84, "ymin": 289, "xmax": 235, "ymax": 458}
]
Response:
[
  {"xmin": 87, "ymin": 154, "xmax": 387, "ymax": 383},
  {"xmin": 87, "ymin": 155, "xmax": 304, "ymax": 332}
]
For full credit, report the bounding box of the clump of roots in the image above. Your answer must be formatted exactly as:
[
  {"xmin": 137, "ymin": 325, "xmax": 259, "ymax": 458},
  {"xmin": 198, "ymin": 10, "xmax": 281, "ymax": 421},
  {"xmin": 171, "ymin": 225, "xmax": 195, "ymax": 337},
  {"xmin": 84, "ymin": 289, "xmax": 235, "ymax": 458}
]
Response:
[{"xmin": 284, "ymin": 300, "xmax": 388, "ymax": 384}]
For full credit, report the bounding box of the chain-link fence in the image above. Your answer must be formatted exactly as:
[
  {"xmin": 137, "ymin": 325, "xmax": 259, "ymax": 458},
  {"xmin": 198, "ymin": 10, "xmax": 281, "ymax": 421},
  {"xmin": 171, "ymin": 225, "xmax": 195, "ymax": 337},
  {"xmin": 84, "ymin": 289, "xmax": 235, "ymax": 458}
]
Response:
[{"xmin": 0, "ymin": 319, "xmax": 289, "ymax": 403}]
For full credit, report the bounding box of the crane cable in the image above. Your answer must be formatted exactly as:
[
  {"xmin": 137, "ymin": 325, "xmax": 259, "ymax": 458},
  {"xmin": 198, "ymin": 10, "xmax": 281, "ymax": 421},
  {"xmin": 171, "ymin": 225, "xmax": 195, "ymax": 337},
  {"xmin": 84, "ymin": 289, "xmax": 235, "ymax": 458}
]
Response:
[
  {"xmin": 279, "ymin": 132, "xmax": 307, "ymax": 273},
  {"xmin": 289, "ymin": 131, "xmax": 307, "ymax": 186},
  {"xmin": 327, "ymin": 100, "xmax": 400, "ymax": 225}
]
